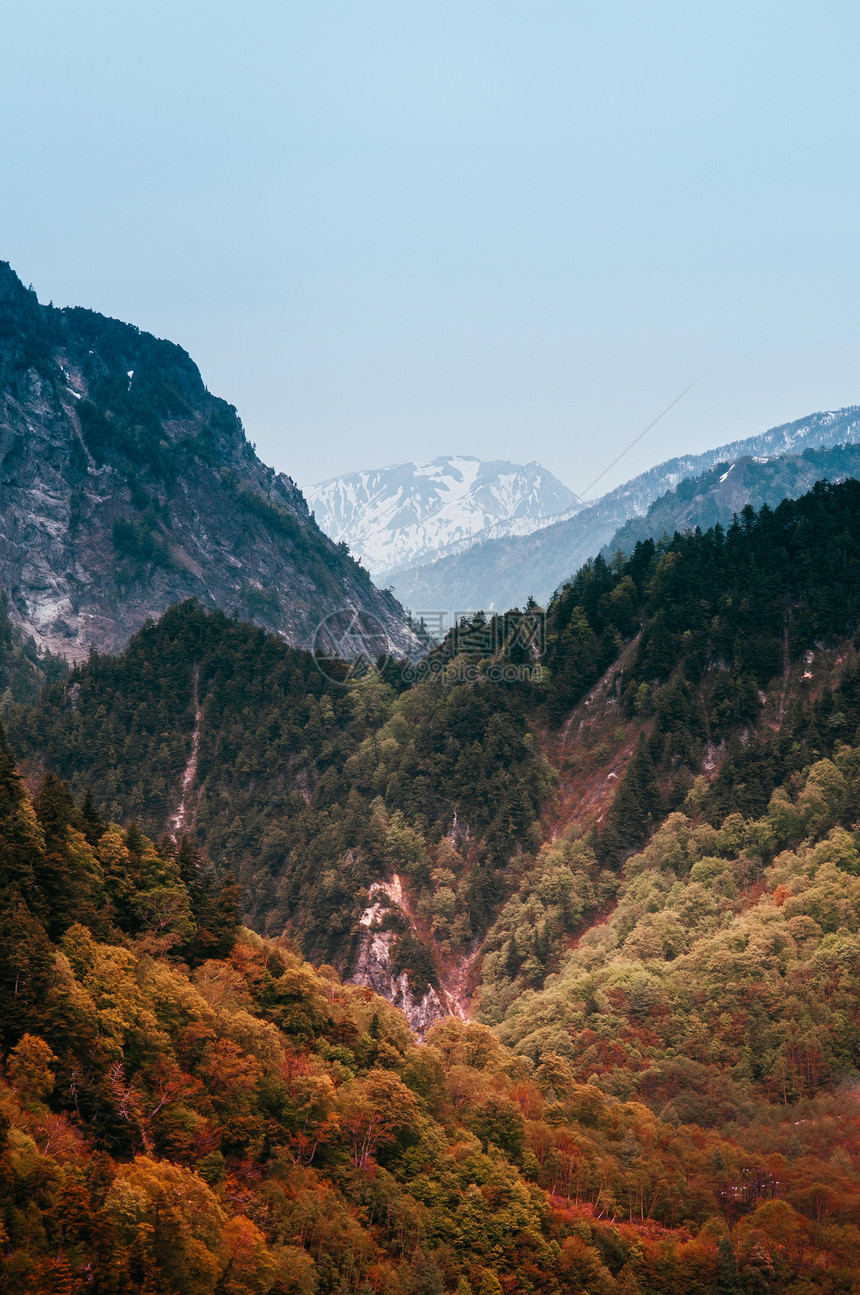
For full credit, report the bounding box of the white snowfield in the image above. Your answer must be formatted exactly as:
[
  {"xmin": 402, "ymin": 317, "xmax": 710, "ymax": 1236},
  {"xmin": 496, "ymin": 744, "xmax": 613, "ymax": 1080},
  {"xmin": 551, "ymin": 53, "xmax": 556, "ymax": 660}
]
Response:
[{"xmin": 306, "ymin": 455, "xmax": 579, "ymax": 576}]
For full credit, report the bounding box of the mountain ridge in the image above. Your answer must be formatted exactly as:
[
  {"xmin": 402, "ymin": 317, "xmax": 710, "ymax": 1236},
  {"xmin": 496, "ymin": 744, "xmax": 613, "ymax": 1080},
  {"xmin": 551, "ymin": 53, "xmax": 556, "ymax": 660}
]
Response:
[
  {"xmin": 0, "ymin": 261, "xmax": 418, "ymax": 661},
  {"xmin": 601, "ymin": 440, "xmax": 860, "ymax": 562},
  {"xmin": 385, "ymin": 405, "xmax": 860, "ymax": 613}
]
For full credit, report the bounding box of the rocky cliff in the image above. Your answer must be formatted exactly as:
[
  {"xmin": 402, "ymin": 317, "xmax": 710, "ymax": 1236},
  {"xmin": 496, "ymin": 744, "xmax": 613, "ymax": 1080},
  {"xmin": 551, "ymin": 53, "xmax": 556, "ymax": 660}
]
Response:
[
  {"xmin": 350, "ymin": 877, "xmax": 462, "ymax": 1037},
  {"xmin": 0, "ymin": 262, "xmax": 418, "ymax": 660}
]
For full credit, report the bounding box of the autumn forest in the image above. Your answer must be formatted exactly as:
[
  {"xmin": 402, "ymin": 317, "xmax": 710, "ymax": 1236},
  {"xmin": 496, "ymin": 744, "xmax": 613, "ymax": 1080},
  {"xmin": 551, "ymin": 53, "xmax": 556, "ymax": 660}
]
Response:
[{"xmin": 3, "ymin": 482, "xmax": 860, "ymax": 1293}]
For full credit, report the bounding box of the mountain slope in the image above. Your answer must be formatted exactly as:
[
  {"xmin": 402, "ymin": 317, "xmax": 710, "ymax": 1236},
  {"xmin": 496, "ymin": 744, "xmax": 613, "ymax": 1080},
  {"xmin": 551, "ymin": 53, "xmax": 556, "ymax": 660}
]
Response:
[
  {"xmin": 13, "ymin": 477, "xmax": 860, "ymax": 1043},
  {"xmin": 7, "ymin": 737, "xmax": 859, "ymax": 1293},
  {"xmin": 6, "ymin": 479, "xmax": 860, "ymax": 1288},
  {"xmin": 602, "ymin": 440, "xmax": 860, "ymax": 560},
  {"xmin": 0, "ymin": 262, "xmax": 417, "ymax": 660},
  {"xmin": 386, "ymin": 406, "xmax": 860, "ymax": 613},
  {"xmin": 7, "ymin": 599, "xmax": 552, "ymax": 1032},
  {"xmin": 307, "ymin": 455, "xmax": 579, "ymax": 577}
]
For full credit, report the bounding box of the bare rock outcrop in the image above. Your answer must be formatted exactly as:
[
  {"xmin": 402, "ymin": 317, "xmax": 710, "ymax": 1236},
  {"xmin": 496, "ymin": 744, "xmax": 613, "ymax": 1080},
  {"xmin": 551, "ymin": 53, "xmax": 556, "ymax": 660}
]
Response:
[
  {"xmin": 0, "ymin": 262, "xmax": 418, "ymax": 662},
  {"xmin": 350, "ymin": 878, "xmax": 457, "ymax": 1038}
]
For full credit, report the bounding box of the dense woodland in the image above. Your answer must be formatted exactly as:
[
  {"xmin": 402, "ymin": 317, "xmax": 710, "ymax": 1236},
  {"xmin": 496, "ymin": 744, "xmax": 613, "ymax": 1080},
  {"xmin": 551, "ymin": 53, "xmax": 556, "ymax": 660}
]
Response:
[
  {"xmin": 3, "ymin": 478, "xmax": 860, "ymax": 1289},
  {"xmin": 13, "ymin": 479, "xmax": 860, "ymax": 987},
  {"xmin": 6, "ymin": 602, "xmax": 551, "ymax": 984},
  {"xmin": 2, "ymin": 728, "xmax": 860, "ymax": 1293}
]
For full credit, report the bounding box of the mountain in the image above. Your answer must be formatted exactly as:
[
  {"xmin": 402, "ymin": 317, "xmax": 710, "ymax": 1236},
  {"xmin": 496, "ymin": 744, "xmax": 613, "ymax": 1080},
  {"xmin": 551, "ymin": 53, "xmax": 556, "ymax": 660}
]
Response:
[
  {"xmin": 602, "ymin": 439, "xmax": 860, "ymax": 561},
  {"xmin": 5, "ymin": 476, "xmax": 860, "ymax": 1290},
  {"xmin": 385, "ymin": 405, "xmax": 860, "ymax": 614},
  {"xmin": 306, "ymin": 455, "xmax": 579, "ymax": 577},
  {"xmin": 12, "ymin": 477, "xmax": 860, "ymax": 1022},
  {"xmin": 0, "ymin": 261, "xmax": 418, "ymax": 661}
]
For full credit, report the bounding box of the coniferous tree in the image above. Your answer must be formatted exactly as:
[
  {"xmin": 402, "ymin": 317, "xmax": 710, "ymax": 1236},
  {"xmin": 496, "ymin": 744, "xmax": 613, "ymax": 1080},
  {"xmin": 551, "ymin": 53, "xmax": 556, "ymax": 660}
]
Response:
[{"xmin": 716, "ymin": 1237, "xmax": 742, "ymax": 1295}]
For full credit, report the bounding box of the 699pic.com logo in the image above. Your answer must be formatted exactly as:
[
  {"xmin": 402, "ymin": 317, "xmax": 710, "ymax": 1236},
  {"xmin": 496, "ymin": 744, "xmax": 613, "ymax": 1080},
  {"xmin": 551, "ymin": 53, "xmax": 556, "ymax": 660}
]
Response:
[{"xmin": 312, "ymin": 607, "xmax": 398, "ymax": 685}]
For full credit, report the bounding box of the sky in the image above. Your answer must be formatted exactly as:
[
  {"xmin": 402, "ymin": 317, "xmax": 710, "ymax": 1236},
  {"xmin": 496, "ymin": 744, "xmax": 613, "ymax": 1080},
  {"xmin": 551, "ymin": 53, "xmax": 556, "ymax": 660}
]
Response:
[{"xmin": 2, "ymin": 0, "xmax": 859, "ymax": 498}]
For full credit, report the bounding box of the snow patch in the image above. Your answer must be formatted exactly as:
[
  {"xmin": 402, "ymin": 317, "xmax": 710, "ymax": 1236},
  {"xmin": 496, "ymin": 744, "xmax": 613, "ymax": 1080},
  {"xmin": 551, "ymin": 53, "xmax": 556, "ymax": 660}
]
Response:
[{"xmin": 307, "ymin": 456, "xmax": 579, "ymax": 575}]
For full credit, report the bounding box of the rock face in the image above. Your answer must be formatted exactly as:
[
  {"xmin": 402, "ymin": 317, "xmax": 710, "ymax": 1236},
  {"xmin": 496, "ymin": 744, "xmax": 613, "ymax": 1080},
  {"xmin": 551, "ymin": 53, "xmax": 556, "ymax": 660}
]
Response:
[
  {"xmin": 0, "ymin": 262, "xmax": 418, "ymax": 661},
  {"xmin": 350, "ymin": 877, "xmax": 460, "ymax": 1037}
]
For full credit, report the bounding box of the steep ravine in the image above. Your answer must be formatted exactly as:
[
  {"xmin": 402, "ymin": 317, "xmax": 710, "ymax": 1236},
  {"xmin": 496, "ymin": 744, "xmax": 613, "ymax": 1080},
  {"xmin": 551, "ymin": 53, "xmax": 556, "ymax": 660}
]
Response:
[
  {"xmin": 167, "ymin": 666, "xmax": 201, "ymax": 840},
  {"xmin": 349, "ymin": 877, "xmax": 468, "ymax": 1036}
]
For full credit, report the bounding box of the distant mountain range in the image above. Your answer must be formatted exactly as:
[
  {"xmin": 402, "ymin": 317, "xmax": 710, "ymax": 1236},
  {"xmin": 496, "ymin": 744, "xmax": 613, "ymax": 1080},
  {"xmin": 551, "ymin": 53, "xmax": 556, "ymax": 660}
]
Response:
[
  {"xmin": 0, "ymin": 261, "xmax": 418, "ymax": 660},
  {"xmin": 381, "ymin": 406, "xmax": 860, "ymax": 614},
  {"xmin": 306, "ymin": 456, "xmax": 579, "ymax": 577},
  {"xmin": 602, "ymin": 440, "xmax": 860, "ymax": 561}
]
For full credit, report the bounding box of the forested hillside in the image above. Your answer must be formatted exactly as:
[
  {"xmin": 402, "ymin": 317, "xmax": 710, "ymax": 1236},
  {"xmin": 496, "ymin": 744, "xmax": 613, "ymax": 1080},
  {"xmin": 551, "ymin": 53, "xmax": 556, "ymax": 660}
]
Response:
[
  {"xmin": 2, "ymin": 726, "xmax": 860, "ymax": 1293},
  {"xmin": 6, "ymin": 476, "xmax": 860, "ymax": 1290},
  {"xmin": 6, "ymin": 602, "xmax": 552, "ymax": 1021},
  {"xmin": 11, "ymin": 478, "xmax": 860, "ymax": 1026}
]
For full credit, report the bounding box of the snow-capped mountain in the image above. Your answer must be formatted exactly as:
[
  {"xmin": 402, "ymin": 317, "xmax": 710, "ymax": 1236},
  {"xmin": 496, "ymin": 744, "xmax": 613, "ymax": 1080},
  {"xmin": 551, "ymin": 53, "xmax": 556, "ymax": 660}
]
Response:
[{"xmin": 306, "ymin": 456, "xmax": 579, "ymax": 577}]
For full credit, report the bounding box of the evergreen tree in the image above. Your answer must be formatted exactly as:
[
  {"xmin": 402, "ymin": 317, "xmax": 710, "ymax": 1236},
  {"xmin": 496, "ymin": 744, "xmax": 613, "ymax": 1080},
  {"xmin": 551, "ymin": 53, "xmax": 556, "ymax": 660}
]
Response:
[
  {"xmin": 79, "ymin": 789, "xmax": 105, "ymax": 846},
  {"xmin": 505, "ymin": 932, "xmax": 521, "ymax": 978},
  {"xmin": 716, "ymin": 1237, "xmax": 742, "ymax": 1295}
]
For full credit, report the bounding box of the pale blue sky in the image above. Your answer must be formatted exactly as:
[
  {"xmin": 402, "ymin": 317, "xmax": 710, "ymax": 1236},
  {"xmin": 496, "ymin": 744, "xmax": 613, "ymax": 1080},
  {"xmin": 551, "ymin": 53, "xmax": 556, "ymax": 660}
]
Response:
[{"xmin": 2, "ymin": 0, "xmax": 859, "ymax": 496}]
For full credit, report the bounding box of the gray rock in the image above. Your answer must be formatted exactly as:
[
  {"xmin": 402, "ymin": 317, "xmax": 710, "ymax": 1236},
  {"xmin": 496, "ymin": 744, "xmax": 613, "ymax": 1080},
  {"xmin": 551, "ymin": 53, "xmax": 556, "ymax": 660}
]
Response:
[{"xmin": 0, "ymin": 262, "xmax": 419, "ymax": 663}]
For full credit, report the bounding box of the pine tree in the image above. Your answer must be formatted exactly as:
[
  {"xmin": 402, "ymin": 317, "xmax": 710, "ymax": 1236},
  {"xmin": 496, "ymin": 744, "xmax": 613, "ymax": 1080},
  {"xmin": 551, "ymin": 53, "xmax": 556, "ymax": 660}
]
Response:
[
  {"xmin": 716, "ymin": 1237, "xmax": 742, "ymax": 1295},
  {"xmin": 33, "ymin": 772, "xmax": 75, "ymax": 846},
  {"xmin": 0, "ymin": 895, "xmax": 53, "ymax": 1047},
  {"xmin": 599, "ymin": 731, "xmax": 661, "ymax": 864},
  {"xmin": 79, "ymin": 789, "xmax": 105, "ymax": 846}
]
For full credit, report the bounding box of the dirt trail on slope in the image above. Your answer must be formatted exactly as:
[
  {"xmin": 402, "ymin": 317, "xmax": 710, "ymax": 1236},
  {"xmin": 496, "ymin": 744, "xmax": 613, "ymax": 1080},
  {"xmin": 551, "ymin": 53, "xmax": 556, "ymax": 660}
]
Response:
[{"xmin": 167, "ymin": 666, "xmax": 201, "ymax": 840}]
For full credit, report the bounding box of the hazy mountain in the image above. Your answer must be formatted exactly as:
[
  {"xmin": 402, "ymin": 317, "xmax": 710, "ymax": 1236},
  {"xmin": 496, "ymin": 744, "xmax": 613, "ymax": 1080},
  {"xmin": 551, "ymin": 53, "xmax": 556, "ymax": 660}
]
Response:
[
  {"xmin": 602, "ymin": 440, "xmax": 860, "ymax": 561},
  {"xmin": 0, "ymin": 262, "xmax": 418, "ymax": 661},
  {"xmin": 386, "ymin": 405, "xmax": 860, "ymax": 614},
  {"xmin": 306, "ymin": 455, "xmax": 579, "ymax": 577}
]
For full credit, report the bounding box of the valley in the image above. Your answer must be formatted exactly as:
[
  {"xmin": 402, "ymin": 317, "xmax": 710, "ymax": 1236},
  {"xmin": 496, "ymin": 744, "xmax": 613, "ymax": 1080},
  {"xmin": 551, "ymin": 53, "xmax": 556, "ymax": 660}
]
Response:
[
  {"xmin": 2, "ymin": 267, "xmax": 860, "ymax": 1292},
  {"xmin": 7, "ymin": 4, "xmax": 860, "ymax": 1290}
]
